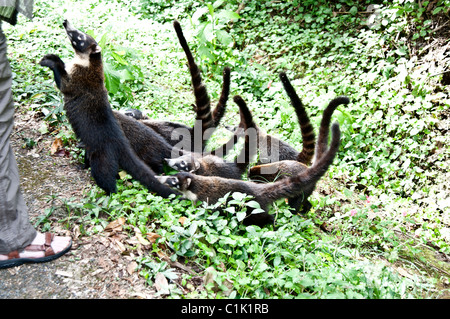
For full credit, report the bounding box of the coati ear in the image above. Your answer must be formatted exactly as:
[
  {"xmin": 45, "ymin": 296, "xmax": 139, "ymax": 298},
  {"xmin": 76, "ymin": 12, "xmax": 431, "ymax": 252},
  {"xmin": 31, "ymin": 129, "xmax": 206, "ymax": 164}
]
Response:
[
  {"xmin": 185, "ymin": 178, "xmax": 192, "ymax": 188},
  {"xmin": 194, "ymin": 161, "xmax": 201, "ymax": 171},
  {"xmin": 90, "ymin": 44, "xmax": 102, "ymax": 55}
]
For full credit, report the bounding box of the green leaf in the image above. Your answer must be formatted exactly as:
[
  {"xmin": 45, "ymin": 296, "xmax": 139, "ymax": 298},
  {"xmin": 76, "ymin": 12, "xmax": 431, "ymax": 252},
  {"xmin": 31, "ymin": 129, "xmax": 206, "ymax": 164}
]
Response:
[
  {"xmin": 206, "ymin": 3, "xmax": 214, "ymax": 17},
  {"xmin": 217, "ymin": 10, "xmax": 241, "ymax": 20},
  {"xmin": 237, "ymin": 212, "xmax": 247, "ymax": 222},
  {"xmin": 191, "ymin": 7, "xmax": 209, "ymax": 24},
  {"xmin": 216, "ymin": 29, "xmax": 232, "ymax": 46}
]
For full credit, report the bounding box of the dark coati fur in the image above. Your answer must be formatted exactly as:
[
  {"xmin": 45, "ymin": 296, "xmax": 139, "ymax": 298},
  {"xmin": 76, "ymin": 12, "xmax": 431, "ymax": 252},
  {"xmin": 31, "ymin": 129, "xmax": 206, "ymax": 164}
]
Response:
[
  {"xmin": 156, "ymin": 122, "xmax": 341, "ymax": 227},
  {"xmin": 39, "ymin": 20, "xmax": 178, "ymax": 197},
  {"xmin": 278, "ymin": 72, "xmax": 316, "ymax": 165},
  {"xmin": 248, "ymin": 95, "xmax": 350, "ymax": 213},
  {"xmin": 165, "ymin": 95, "xmax": 257, "ymax": 179}
]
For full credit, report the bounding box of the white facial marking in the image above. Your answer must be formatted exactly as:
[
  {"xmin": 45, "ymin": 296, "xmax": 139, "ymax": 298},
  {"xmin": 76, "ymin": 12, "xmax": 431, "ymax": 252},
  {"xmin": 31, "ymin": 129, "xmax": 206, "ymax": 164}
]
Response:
[
  {"xmin": 166, "ymin": 159, "xmax": 176, "ymax": 168},
  {"xmin": 155, "ymin": 176, "xmax": 168, "ymax": 184}
]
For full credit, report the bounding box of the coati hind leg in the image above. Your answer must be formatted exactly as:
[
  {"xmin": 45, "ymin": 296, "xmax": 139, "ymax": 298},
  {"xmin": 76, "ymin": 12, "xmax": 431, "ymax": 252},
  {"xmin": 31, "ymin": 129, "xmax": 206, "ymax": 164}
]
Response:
[{"xmin": 88, "ymin": 149, "xmax": 119, "ymax": 195}]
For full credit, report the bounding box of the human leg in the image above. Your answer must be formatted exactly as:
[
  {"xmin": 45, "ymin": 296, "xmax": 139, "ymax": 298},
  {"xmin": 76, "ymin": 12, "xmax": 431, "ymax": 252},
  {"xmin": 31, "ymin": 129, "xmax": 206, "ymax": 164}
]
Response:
[{"xmin": 0, "ymin": 22, "xmax": 71, "ymax": 268}]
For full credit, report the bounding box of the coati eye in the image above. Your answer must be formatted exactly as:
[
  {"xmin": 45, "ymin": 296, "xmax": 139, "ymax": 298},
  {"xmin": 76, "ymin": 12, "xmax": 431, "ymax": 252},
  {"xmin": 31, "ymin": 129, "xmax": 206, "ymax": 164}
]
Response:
[{"xmin": 180, "ymin": 160, "xmax": 186, "ymax": 167}]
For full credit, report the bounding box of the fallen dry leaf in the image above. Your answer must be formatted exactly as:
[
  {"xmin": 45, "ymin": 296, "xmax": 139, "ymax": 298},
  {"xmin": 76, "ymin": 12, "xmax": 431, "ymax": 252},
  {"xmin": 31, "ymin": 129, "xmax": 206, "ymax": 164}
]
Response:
[
  {"xmin": 203, "ymin": 266, "xmax": 233, "ymax": 296},
  {"xmin": 127, "ymin": 261, "xmax": 138, "ymax": 275},
  {"xmin": 110, "ymin": 237, "xmax": 127, "ymax": 254},
  {"xmin": 154, "ymin": 272, "xmax": 169, "ymax": 295},
  {"xmin": 179, "ymin": 216, "xmax": 188, "ymax": 226},
  {"xmin": 147, "ymin": 232, "xmax": 161, "ymax": 243},
  {"xmin": 104, "ymin": 217, "xmax": 126, "ymax": 233},
  {"xmin": 136, "ymin": 233, "xmax": 150, "ymax": 246},
  {"xmin": 50, "ymin": 137, "xmax": 64, "ymax": 155}
]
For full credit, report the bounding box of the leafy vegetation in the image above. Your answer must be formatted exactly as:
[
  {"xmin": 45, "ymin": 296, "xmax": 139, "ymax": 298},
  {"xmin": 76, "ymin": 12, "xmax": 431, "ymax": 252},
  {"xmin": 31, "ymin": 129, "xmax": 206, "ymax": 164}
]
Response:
[{"xmin": 4, "ymin": 0, "xmax": 449, "ymax": 298}]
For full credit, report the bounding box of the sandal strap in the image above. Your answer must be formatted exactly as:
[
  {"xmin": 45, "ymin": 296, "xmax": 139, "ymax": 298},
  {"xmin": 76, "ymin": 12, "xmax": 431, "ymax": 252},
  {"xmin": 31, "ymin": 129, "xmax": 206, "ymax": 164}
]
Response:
[
  {"xmin": 22, "ymin": 233, "xmax": 56, "ymax": 257},
  {"xmin": 7, "ymin": 250, "xmax": 20, "ymax": 259}
]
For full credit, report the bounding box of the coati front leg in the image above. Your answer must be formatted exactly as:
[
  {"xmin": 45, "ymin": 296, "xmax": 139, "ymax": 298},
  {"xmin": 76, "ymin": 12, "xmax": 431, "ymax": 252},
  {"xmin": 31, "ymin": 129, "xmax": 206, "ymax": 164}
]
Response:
[{"xmin": 39, "ymin": 54, "xmax": 68, "ymax": 90}]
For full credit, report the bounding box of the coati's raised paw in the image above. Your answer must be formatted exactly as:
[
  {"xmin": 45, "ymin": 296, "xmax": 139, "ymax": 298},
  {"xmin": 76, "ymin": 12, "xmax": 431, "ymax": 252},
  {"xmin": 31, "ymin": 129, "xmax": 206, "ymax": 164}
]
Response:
[{"xmin": 39, "ymin": 54, "xmax": 64, "ymax": 68}]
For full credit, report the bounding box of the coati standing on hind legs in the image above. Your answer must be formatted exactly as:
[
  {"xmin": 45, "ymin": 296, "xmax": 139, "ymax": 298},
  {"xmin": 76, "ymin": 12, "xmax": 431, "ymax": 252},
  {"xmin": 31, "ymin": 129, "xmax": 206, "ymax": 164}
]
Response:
[
  {"xmin": 39, "ymin": 20, "xmax": 178, "ymax": 197},
  {"xmin": 248, "ymin": 72, "xmax": 350, "ymax": 213},
  {"xmin": 156, "ymin": 122, "xmax": 341, "ymax": 227}
]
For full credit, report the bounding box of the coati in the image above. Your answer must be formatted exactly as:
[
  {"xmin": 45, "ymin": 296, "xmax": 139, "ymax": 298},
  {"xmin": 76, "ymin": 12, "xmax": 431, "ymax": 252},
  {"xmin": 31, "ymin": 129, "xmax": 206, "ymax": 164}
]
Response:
[
  {"xmin": 249, "ymin": 87, "xmax": 350, "ymax": 213},
  {"xmin": 156, "ymin": 122, "xmax": 341, "ymax": 227},
  {"xmin": 39, "ymin": 20, "xmax": 178, "ymax": 197},
  {"xmin": 225, "ymin": 73, "xmax": 316, "ymax": 166},
  {"xmin": 137, "ymin": 21, "xmax": 231, "ymax": 151},
  {"xmin": 165, "ymin": 95, "xmax": 257, "ymax": 180}
]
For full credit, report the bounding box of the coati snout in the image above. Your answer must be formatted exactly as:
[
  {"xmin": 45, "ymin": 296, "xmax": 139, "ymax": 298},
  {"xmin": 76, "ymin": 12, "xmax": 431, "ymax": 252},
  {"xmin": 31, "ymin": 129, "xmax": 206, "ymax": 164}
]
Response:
[
  {"xmin": 156, "ymin": 174, "xmax": 192, "ymax": 190},
  {"xmin": 63, "ymin": 19, "xmax": 100, "ymax": 56},
  {"xmin": 165, "ymin": 156, "xmax": 199, "ymax": 173}
]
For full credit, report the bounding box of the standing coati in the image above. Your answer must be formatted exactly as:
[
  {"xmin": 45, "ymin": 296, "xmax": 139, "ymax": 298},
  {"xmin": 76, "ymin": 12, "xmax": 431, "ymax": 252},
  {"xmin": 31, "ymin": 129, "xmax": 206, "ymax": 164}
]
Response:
[
  {"xmin": 156, "ymin": 122, "xmax": 341, "ymax": 227},
  {"xmin": 248, "ymin": 75, "xmax": 350, "ymax": 213},
  {"xmin": 39, "ymin": 20, "xmax": 178, "ymax": 197},
  {"xmin": 165, "ymin": 95, "xmax": 258, "ymax": 180}
]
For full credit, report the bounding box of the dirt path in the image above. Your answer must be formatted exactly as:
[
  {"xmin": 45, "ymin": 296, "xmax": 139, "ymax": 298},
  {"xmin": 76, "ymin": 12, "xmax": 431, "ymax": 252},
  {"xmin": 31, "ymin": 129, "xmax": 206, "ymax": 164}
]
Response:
[{"xmin": 0, "ymin": 108, "xmax": 155, "ymax": 299}]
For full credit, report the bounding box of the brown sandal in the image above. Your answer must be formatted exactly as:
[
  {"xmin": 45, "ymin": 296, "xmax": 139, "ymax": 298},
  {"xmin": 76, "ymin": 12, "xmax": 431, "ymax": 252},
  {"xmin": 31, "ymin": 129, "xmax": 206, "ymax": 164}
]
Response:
[{"xmin": 0, "ymin": 233, "xmax": 72, "ymax": 269}]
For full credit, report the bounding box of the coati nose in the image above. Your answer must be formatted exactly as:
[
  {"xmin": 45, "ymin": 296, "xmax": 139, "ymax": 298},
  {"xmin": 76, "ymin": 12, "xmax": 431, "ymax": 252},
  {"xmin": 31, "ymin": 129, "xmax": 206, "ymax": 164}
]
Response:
[{"xmin": 63, "ymin": 19, "xmax": 77, "ymax": 32}]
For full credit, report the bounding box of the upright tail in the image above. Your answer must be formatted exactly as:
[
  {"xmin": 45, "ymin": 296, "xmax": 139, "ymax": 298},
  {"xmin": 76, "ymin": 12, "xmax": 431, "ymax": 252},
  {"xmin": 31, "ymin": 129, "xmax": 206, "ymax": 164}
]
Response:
[
  {"xmin": 279, "ymin": 72, "xmax": 315, "ymax": 165},
  {"xmin": 262, "ymin": 122, "xmax": 341, "ymax": 201},
  {"xmin": 212, "ymin": 67, "xmax": 231, "ymax": 128},
  {"xmin": 174, "ymin": 20, "xmax": 230, "ymax": 152},
  {"xmin": 206, "ymin": 95, "xmax": 256, "ymax": 160},
  {"xmin": 232, "ymin": 95, "xmax": 258, "ymax": 171},
  {"xmin": 313, "ymin": 96, "xmax": 349, "ymax": 164}
]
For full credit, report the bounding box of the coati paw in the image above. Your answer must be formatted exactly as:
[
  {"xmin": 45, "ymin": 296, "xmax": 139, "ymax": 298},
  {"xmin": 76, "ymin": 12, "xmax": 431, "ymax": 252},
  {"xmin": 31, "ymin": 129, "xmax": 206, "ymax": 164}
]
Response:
[{"xmin": 39, "ymin": 54, "xmax": 64, "ymax": 68}]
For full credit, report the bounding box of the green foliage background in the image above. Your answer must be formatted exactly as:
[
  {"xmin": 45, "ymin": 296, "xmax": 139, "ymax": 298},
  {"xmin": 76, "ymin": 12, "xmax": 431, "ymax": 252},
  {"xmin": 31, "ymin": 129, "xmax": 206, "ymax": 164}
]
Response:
[{"xmin": 4, "ymin": 0, "xmax": 449, "ymax": 298}]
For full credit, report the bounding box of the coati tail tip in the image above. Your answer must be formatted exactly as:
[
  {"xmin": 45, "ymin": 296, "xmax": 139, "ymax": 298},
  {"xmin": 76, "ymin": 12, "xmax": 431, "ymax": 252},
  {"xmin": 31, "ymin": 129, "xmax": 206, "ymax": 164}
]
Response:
[
  {"xmin": 331, "ymin": 122, "xmax": 341, "ymax": 135},
  {"xmin": 233, "ymin": 95, "xmax": 244, "ymax": 103}
]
